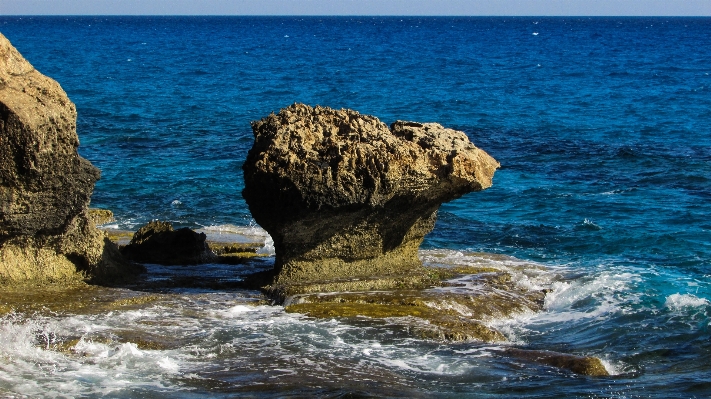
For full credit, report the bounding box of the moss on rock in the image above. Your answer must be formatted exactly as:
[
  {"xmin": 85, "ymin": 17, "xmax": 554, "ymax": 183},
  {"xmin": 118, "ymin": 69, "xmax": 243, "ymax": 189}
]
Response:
[{"xmin": 282, "ymin": 266, "xmax": 545, "ymax": 343}]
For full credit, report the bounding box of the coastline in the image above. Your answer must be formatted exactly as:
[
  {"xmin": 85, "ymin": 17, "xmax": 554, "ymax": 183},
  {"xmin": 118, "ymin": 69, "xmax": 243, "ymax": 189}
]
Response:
[{"xmin": 1, "ymin": 16, "xmax": 709, "ymax": 397}]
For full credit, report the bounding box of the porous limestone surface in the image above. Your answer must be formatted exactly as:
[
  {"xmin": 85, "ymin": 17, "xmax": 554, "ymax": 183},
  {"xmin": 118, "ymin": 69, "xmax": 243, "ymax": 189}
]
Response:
[{"xmin": 243, "ymin": 103, "xmax": 499, "ymax": 284}]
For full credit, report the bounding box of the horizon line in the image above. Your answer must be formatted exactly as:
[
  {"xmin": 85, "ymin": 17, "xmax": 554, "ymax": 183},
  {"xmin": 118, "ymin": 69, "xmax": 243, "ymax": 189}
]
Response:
[{"xmin": 3, "ymin": 14, "xmax": 711, "ymax": 17}]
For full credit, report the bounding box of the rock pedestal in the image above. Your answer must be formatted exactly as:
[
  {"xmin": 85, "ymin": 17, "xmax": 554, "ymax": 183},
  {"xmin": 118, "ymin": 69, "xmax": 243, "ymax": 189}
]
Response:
[
  {"xmin": 0, "ymin": 33, "xmax": 140, "ymax": 283},
  {"xmin": 243, "ymin": 104, "xmax": 499, "ymax": 284}
]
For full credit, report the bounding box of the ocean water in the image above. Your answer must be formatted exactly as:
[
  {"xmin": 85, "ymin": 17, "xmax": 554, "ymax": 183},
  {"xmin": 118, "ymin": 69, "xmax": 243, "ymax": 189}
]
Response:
[{"xmin": 1, "ymin": 16, "xmax": 710, "ymax": 398}]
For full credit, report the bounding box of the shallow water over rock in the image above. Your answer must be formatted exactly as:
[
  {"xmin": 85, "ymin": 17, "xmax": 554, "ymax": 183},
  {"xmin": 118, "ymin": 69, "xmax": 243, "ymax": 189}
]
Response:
[{"xmin": 0, "ymin": 245, "xmax": 616, "ymax": 398}]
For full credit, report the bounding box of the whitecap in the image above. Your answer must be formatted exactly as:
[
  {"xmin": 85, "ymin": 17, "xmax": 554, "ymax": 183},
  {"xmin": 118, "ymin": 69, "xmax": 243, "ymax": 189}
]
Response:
[
  {"xmin": 580, "ymin": 218, "xmax": 602, "ymax": 230},
  {"xmin": 157, "ymin": 357, "xmax": 180, "ymax": 373},
  {"xmin": 224, "ymin": 305, "xmax": 257, "ymax": 316},
  {"xmin": 665, "ymin": 293, "xmax": 710, "ymax": 310}
]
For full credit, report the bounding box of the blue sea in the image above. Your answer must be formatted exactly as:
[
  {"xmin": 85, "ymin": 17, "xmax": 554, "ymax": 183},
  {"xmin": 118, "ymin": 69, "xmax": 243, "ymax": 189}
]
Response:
[{"xmin": 1, "ymin": 16, "xmax": 710, "ymax": 398}]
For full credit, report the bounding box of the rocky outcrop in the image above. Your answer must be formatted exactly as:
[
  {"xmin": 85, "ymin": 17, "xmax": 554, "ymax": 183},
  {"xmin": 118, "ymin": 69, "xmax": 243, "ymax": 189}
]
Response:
[
  {"xmin": 121, "ymin": 221, "xmax": 215, "ymax": 265},
  {"xmin": 243, "ymin": 104, "xmax": 499, "ymax": 285},
  {"xmin": 0, "ymin": 33, "xmax": 141, "ymax": 283},
  {"xmin": 88, "ymin": 208, "xmax": 116, "ymax": 226}
]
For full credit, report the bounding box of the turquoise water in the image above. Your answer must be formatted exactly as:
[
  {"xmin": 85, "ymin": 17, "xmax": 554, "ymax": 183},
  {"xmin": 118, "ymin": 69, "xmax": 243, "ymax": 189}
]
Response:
[{"xmin": 1, "ymin": 16, "xmax": 710, "ymax": 397}]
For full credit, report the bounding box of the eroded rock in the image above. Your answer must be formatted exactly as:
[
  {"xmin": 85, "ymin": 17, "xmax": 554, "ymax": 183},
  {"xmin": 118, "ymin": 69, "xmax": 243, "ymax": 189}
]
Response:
[
  {"xmin": 88, "ymin": 208, "xmax": 115, "ymax": 226},
  {"xmin": 0, "ymin": 33, "xmax": 140, "ymax": 284},
  {"xmin": 243, "ymin": 104, "xmax": 499, "ymax": 285}
]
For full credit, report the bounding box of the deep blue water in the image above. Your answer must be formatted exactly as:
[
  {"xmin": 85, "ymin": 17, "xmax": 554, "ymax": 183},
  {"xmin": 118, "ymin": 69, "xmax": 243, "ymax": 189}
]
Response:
[{"xmin": 1, "ymin": 16, "xmax": 710, "ymax": 398}]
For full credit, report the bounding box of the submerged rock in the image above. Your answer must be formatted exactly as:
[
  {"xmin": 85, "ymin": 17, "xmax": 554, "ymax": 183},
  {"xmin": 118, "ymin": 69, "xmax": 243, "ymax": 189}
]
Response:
[
  {"xmin": 243, "ymin": 104, "xmax": 499, "ymax": 285},
  {"xmin": 0, "ymin": 33, "xmax": 140, "ymax": 284},
  {"xmin": 121, "ymin": 221, "xmax": 215, "ymax": 265},
  {"xmin": 282, "ymin": 259, "xmax": 609, "ymax": 376},
  {"xmin": 505, "ymin": 348, "xmax": 609, "ymax": 376},
  {"xmin": 284, "ymin": 263, "xmax": 544, "ymax": 343}
]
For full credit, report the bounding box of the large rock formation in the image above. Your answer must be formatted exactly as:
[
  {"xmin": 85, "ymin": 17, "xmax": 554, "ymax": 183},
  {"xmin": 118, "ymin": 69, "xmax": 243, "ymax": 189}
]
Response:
[
  {"xmin": 0, "ymin": 33, "xmax": 140, "ymax": 283},
  {"xmin": 243, "ymin": 104, "xmax": 499, "ymax": 285}
]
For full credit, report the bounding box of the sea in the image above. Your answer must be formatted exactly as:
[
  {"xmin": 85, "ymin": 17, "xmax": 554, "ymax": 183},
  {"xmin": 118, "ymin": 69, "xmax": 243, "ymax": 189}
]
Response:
[{"xmin": 1, "ymin": 16, "xmax": 710, "ymax": 398}]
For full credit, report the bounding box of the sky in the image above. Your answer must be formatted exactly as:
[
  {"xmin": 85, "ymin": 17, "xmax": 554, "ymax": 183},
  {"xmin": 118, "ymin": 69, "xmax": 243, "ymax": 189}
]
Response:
[{"xmin": 1, "ymin": 0, "xmax": 710, "ymax": 16}]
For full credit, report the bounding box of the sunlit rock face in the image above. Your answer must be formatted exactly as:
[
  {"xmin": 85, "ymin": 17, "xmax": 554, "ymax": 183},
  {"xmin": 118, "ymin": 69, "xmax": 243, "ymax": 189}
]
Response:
[
  {"xmin": 0, "ymin": 33, "xmax": 140, "ymax": 283},
  {"xmin": 243, "ymin": 103, "xmax": 499, "ymax": 284}
]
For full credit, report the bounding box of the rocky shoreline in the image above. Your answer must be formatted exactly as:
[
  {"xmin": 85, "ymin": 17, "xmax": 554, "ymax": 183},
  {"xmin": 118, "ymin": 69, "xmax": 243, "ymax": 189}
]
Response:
[{"xmin": 0, "ymin": 33, "xmax": 608, "ymax": 376}]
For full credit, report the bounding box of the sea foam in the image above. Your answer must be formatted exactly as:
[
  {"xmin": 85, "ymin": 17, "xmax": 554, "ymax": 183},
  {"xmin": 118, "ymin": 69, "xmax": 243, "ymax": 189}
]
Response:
[{"xmin": 665, "ymin": 293, "xmax": 710, "ymax": 311}]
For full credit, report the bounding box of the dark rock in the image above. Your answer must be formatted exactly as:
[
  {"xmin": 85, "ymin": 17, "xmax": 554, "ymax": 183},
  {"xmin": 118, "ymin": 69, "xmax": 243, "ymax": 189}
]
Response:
[
  {"xmin": 121, "ymin": 221, "xmax": 215, "ymax": 265},
  {"xmin": 505, "ymin": 348, "xmax": 610, "ymax": 376},
  {"xmin": 0, "ymin": 33, "xmax": 140, "ymax": 284},
  {"xmin": 243, "ymin": 103, "xmax": 499, "ymax": 285}
]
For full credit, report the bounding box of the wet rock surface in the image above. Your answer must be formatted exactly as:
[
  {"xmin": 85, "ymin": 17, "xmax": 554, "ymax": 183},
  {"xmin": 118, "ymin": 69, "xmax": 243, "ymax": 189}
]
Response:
[
  {"xmin": 243, "ymin": 104, "xmax": 499, "ymax": 285},
  {"xmin": 0, "ymin": 33, "xmax": 140, "ymax": 283},
  {"xmin": 504, "ymin": 348, "xmax": 609, "ymax": 376},
  {"xmin": 284, "ymin": 264, "xmax": 544, "ymax": 344},
  {"xmin": 280, "ymin": 260, "xmax": 608, "ymax": 376}
]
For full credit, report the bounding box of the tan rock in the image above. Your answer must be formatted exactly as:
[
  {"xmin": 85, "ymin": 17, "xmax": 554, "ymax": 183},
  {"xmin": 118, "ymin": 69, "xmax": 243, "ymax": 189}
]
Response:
[
  {"xmin": 0, "ymin": 33, "xmax": 140, "ymax": 284},
  {"xmin": 243, "ymin": 104, "xmax": 499, "ymax": 285}
]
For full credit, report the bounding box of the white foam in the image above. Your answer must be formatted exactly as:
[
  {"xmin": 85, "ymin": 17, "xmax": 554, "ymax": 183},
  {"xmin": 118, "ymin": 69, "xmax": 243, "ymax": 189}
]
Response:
[
  {"xmin": 157, "ymin": 357, "xmax": 180, "ymax": 373},
  {"xmin": 599, "ymin": 357, "xmax": 624, "ymax": 376},
  {"xmin": 0, "ymin": 255, "xmax": 664, "ymax": 394},
  {"xmin": 0, "ymin": 312, "xmax": 186, "ymax": 397},
  {"xmin": 219, "ymin": 305, "xmax": 258, "ymax": 318},
  {"xmin": 665, "ymin": 293, "xmax": 710, "ymax": 310},
  {"xmin": 544, "ymin": 271, "xmax": 641, "ymax": 314},
  {"xmin": 257, "ymin": 234, "xmax": 275, "ymax": 256},
  {"xmin": 197, "ymin": 223, "xmax": 274, "ymax": 250},
  {"xmin": 488, "ymin": 266, "xmax": 646, "ymax": 349}
]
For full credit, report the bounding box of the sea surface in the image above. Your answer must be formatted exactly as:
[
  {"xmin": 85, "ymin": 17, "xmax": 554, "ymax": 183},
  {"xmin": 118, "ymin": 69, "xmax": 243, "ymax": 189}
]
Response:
[{"xmin": 1, "ymin": 16, "xmax": 710, "ymax": 398}]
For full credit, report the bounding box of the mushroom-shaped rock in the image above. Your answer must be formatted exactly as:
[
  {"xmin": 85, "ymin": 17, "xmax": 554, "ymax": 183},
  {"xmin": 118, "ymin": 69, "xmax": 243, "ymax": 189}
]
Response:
[
  {"xmin": 242, "ymin": 104, "xmax": 499, "ymax": 284},
  {"xmin": 0, "ymin": 33, "xmax": 140, "ymax": 283}
]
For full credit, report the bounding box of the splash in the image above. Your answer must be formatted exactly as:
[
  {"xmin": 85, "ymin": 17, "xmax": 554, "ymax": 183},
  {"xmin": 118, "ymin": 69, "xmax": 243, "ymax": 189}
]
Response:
[{"xmin": 665, "ymin": 293, "xmax": 710, "ymax": 311}]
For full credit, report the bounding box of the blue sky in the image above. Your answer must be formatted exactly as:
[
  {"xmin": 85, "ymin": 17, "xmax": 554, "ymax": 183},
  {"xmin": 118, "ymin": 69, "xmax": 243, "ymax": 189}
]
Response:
[{"xmin": 1, "ymin": 0, "xmax": 710, "ymax": 16}]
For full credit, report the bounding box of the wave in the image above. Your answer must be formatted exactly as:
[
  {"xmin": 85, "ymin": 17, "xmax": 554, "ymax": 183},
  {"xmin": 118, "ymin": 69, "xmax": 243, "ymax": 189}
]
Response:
[{"xmin": 665, "ymin": 293, "xmax": 710, "ymax": 311}]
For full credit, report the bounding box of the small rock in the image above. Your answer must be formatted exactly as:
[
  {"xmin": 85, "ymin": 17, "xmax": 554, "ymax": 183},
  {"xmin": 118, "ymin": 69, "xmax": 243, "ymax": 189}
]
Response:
[
  {"xmin": 88, "ymin": 208, "xmax": 115, "ymax": 226},
  {"xmin": 121, "ymin": 221, "xmax": 215, "ymax": 265},
  {"xmin": 505, "ymin": 348, "xmax": 610, "ymax": 376}
]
